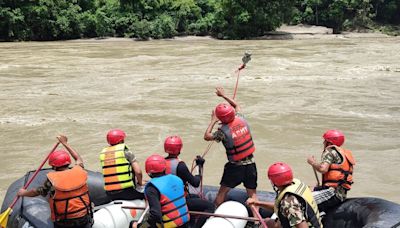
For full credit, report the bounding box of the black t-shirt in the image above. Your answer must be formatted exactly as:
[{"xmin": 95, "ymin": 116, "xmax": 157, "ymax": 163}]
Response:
[
  {"xmin": 176, "ymin": 161, "xmax": 201, "ymax": 188},
  {"xmin": 165, "ymin": 156, "xmax": 201, "ymax": 188}
]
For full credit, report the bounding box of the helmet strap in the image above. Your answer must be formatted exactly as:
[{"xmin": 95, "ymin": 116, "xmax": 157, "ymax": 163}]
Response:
[
  {"xmin": 167, "ymin": 154, "xmax": 179, "ymax": 158},
  {"xmin": 149, "ymin": 172, "xmax": 165, "ymax": 178},
  {"xmin": 273, "ymin": 185, "xmax": 280, "ymax": 197},
  {"xmin": 54, "ymin": 165, "xmax": 69, "ymax": 171},
  {"xmin": 323, "ymin": 140, "xmax": 331, "ymax": 149}
]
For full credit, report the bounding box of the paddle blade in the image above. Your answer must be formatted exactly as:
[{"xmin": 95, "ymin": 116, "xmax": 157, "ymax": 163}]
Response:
[{"xmin": 0, "ymin": 207, "xmax": 12, "ymax": 228}]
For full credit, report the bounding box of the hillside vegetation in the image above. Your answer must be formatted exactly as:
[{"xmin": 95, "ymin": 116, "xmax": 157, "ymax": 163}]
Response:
[{"xmin": 1, "ymin": 0, "xmax": 399, "ymax": 41}]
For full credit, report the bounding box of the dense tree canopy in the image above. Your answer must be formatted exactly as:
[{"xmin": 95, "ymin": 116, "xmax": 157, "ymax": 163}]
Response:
[{"xmin": 0, "ymin": 0, "xmax": 399, "ymax": 41}]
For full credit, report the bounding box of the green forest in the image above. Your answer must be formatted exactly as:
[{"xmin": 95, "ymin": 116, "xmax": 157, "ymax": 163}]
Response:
[{"xmin": 1, "ymin": 0, "xmax": 399, "ymax": 41}]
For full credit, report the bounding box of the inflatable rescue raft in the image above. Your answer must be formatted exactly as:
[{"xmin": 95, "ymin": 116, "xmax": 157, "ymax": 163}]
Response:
[{"xmin": 2, "ymin": 169, "xmax": 400, "ymax": 228}]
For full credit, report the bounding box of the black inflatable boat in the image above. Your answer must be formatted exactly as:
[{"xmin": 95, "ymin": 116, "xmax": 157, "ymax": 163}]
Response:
[{"xmin": 2, "ymin": 169, "xmax": 400, "ymax": 228}]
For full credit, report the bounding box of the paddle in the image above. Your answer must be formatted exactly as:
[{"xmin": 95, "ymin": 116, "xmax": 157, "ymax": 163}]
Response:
[
  {"xmin": 233, "ymin": 51, "xmax": 252, "ymax": 100},
  {"xmin": 122, "ymin": 206, "xmax": 261, "ymax": 222},
  {"xmin": 250, "ymin": 205, "xmax": 268, "ymax": 228},
  {"xmin": 313, "ymin": 167, "xmax": 321, "ymax": 187},
  {"xmin": 0, "ymin": 142, "xmax": 60, "ymax": 228},
  {"xmin": 309, "ymin": 153, "xmax": 321, "ymax": 187},
  {"xmin": 132, "ymin": 205, "xmax": 149, "ymax": 226}
]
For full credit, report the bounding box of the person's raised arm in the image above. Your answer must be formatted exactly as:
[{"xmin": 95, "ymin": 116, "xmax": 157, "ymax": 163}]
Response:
[
  {"xmin": 57, "ymin": 135, "xmax": 84, "ymax": 168},
  {"xmin": 204, "ymin": 110, "xmax": 219, "ymax": 141},
  {"xmin": 215, "ymin": 87, "xmax": 241, "ymax": 113}
]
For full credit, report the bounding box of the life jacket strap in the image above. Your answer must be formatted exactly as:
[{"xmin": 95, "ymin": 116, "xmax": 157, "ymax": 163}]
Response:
[
  {"xmin": 161, "ymin": 194, "xmax": 185, "ymax": 207},
  {"xmin": 103, "ymin": 171, "xmax": 131, "ymax": 177},
  {"xmin": 162, "ymin": 201, "xmax": 187, "ymax": 215},
  {"xmin": 162, "ymin": 211, "xmax": 189, "ymax": 223},
  {"xmin": 102, "ymin": 163, "xmax": 130, "ymax": 169},
  {"xmin": 226, "ymin": 137, "xmax": 253, "ymax": 150},
  {"xmin": 53, "ymin": 191, "xmax": 89, "ymax": 201},
  {"xmin": 104, "ymin": 179, "xmax": 133, "ymax": 186}
]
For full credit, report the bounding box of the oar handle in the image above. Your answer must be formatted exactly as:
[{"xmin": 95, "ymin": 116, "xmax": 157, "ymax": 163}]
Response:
[
  {"xmin": 121, "ymin": 206, "xmax": 260, "ymax": 222},
  {"xmin": 232, "ymin": 69, "xmax": 241, "ymax": 100},
  {"xmin": 251, "ymin": 205, "xmax": 268, "ymax": 228},
  {"xmin": 137, "ymin": 206, "xmax": 149, "ymax": 224},
  {"xmin": 313, "ymin": 168, "xmax": 320, "ymax": 187},
  {"xmin": 9, "ymin": 142, "xmax": 60, "ymax": 209},
  {"xmin": 189, "ymin": 210, "xmax": 260, "ymax": 222}
]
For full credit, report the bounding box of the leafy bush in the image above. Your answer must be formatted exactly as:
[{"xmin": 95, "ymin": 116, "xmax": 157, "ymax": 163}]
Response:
[
  {"xmin": 0, "ymin": 0, "xmax": 398, "ymax": 40},
  {"xmin": 133, "ymin": 19, "xmax": 152, "ymax": 40},
  {"xmin": 151, "ymin": 14, "xmax": 177, "ymax": 39},
  {"xmin": 212, "ymin": 0, "xmax": 294, "ymax": 39}
]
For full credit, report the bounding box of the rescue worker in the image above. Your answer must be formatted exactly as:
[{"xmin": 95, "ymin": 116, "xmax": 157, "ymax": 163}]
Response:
[
  {"xmin": 17, "ymin": 135, "xmax": 93, "ymax": 228},
  {"xmin": 100, "ymin": 129, "xmax": 144, "ymax": 201},
  {"xmin": 204, "ymin": 87, "xmax": 258, "ymax": 206},
  {"xmin": 134, "ymin": 154, "xmax": 190, "ymax": 228},
  {"xmin": 307, "ymin": 129, "xmax": 355, "ymax": 212},
  {"xmin": 163, "ymin": 135, "xmax": 215, "ymax": 227},
  {"xmin": 246, "ymin": 162, "xmax": 323, "ymax": 228}
]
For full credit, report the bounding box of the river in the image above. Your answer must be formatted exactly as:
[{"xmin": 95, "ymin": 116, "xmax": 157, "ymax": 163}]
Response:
[{"xmin": 0, "ymin": 36, "xmax": 399, "ymax": 205}]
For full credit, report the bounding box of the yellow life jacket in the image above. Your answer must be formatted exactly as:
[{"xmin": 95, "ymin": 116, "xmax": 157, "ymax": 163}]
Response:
[
  {"xmin": 100, "ymin": 143, "xmax": 134, "ymax": 191},
  {"xmin": 274, "ymin": 179, "xmax": 323, "ymax": 228}
]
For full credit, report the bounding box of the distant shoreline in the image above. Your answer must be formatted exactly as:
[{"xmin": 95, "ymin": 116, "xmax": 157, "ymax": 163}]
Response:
[{"xmin": 64, "ymin": 24, "xmax": 393, "ymax": 43}]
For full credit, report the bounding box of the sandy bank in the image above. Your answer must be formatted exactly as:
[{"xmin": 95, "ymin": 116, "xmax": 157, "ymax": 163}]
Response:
[
  {"xmin": 262, "ymin": 24, "xmax": 391, "ymax": 39},
  {"xmin": 68, "ymin": 24, "xmax": 394, "ymax": 42}
]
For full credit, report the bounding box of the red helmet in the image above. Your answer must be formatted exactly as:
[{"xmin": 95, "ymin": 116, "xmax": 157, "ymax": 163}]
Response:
[
  {"xmin": 48, "ymin": 150, "xmax": 71, "ymax": 167},
  {"xmin": 164, "ymin": 136, "xmax": 183, "ymax": 155},
  {"xmin": 145, "ymin": 154, "xmax": 166, "ymax": 174},
  {"xmin": 267, "ymin": 162, "xmax": 293, "ymax": 187},
  {"xmin": 323, "ymin": 129, "xmax": 345, "ymax": 147},
  {"xmin": 215, "ymin": 103, "xmax": 235, "ymax": 124},
  {"xmin": 107, "ymin": 129, "xmax": 126, "ymax": 145}
]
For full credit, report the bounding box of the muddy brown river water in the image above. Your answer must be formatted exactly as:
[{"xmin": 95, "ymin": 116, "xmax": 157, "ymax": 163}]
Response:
[{"xmin": 0, "ymin": 37, "xmax": 399, "ymax": 204}]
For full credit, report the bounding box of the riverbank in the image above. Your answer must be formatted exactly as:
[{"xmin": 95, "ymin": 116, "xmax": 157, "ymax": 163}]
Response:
[
  {"xmin": 68, "ymin": 24, "xmax": 394, "ymax": 43},
  {"xmin": 266, "ymin": 24, "xmax": 393, "ymax": 39}
]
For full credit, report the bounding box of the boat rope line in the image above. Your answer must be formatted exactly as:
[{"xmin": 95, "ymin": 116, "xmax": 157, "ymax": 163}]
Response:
[{"xmin": 190, "ymin": 141, "xmax": 214, "ymax": 199}]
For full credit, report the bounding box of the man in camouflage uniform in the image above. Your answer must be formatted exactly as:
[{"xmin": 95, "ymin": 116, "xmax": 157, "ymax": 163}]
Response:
[
  {"xmin": 308, "ymin": 130, "xmax": 355, "ymax": 212},
  {"xmin": 279, "ymin": 194, "xmax": 312, "ymax": 227},
  {"xmin": 247, "ymin": 162, "xmax": 322, "ymax": 228}
]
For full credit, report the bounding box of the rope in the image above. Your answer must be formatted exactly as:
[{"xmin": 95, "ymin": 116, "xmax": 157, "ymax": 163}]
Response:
[
  {"xmin": 190, "ymin": 141, "xmax": 214, "ymax": 199},
  {"xmin": 251, "ymin": 205, "xmax": 268, "ymax": 228}
]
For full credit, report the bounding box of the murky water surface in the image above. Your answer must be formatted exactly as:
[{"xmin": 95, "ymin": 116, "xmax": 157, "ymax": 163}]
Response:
[{"xmin": 0, "ymin": 37, "xmax": 399, "ymax": 204}]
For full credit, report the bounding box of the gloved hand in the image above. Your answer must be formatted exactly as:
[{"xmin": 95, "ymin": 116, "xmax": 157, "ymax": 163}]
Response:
[
  {"xmin": 195, "ymin": 155, "xmax": 205, "ymax": 167},
  {"xmin": 135, "ymin": 185, "xmax": 144, "ymax": 193}
]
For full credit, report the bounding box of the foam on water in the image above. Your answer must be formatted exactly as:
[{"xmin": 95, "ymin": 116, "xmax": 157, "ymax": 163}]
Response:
[{"xmin": 0, "ymin": 38, "xmax": 400, "ymax": 205}]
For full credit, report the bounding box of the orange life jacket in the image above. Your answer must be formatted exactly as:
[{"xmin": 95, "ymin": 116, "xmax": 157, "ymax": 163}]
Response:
[
  {"xmin": 322, "ymin": 146, "xmax": 355, "ymax": 190},
  {"xmin": 220, "ymin": 116, "xmax": 255, "ymax": 162},
  {"xmin": 47, "ymin": 166, "xmax": 91, "ymax": 221}
]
